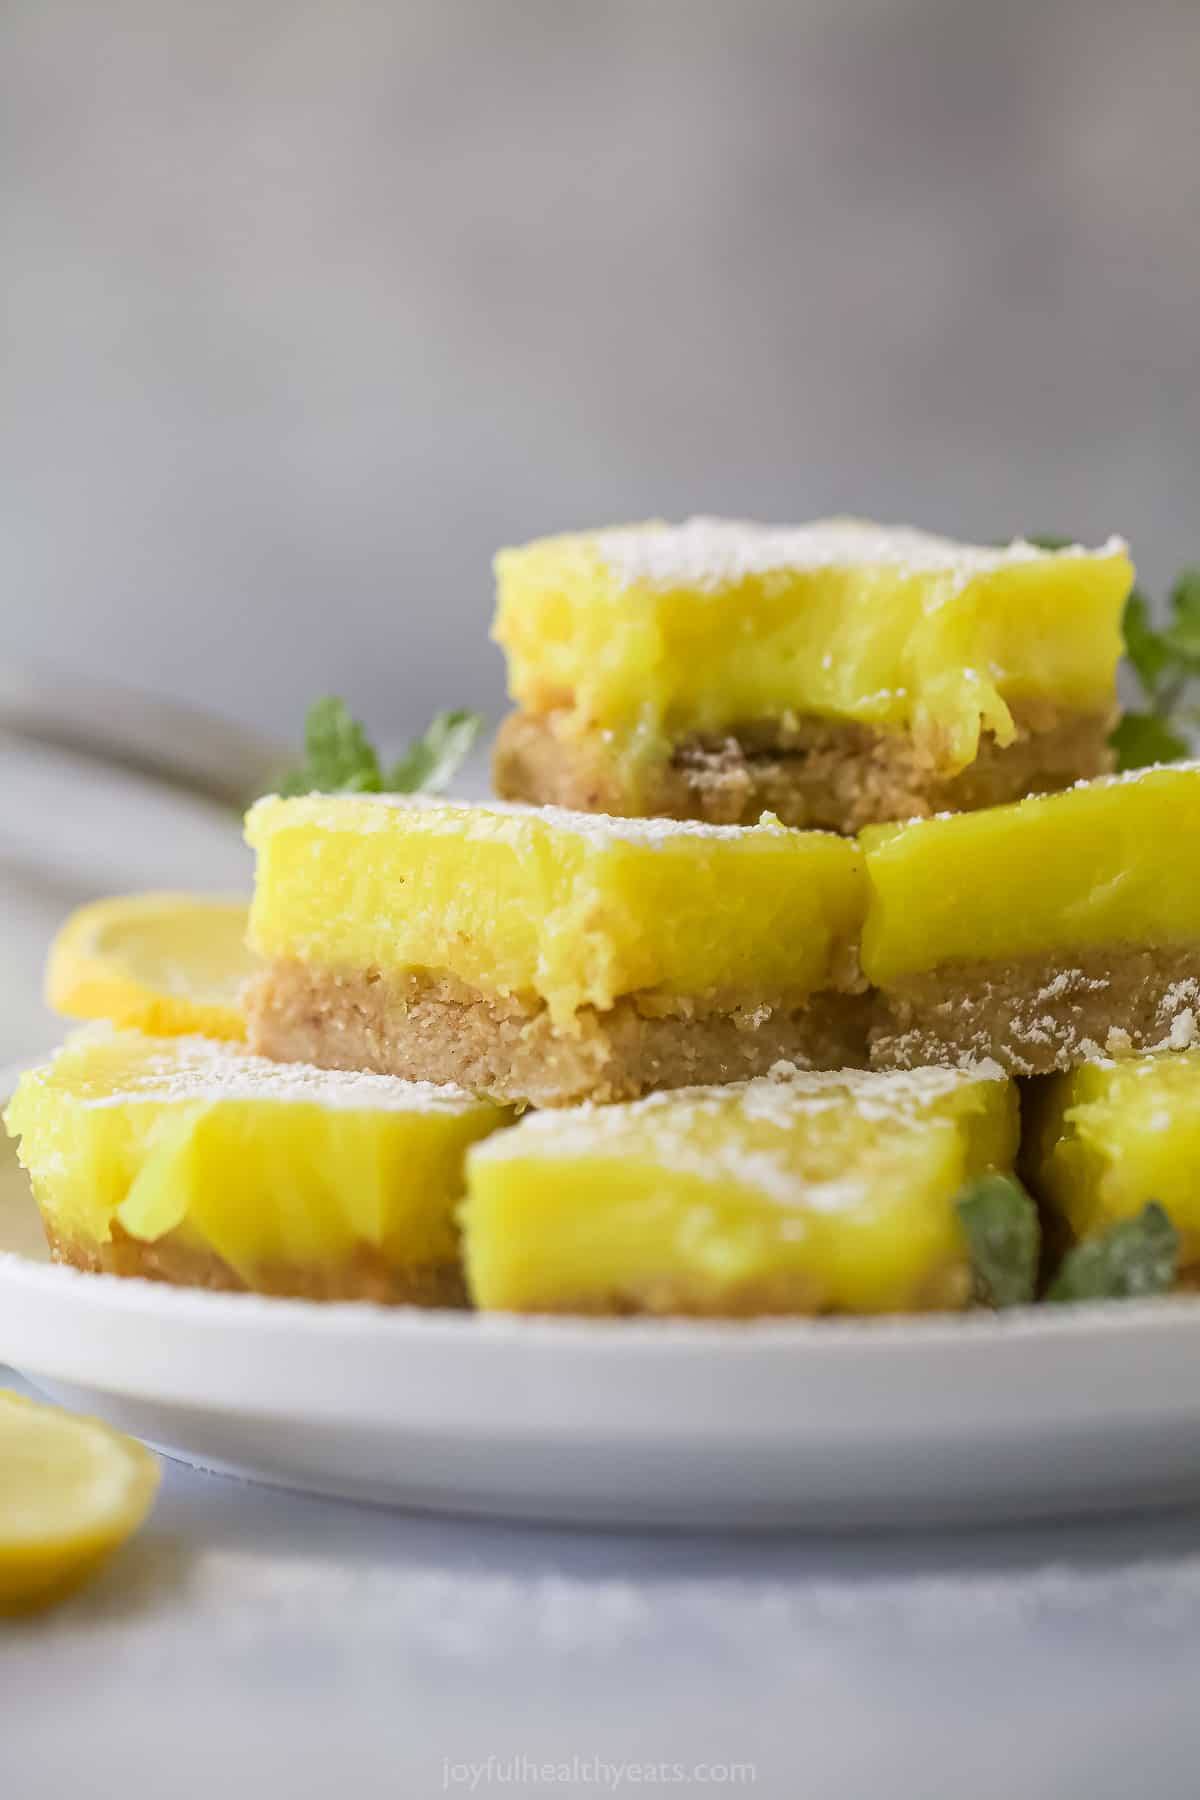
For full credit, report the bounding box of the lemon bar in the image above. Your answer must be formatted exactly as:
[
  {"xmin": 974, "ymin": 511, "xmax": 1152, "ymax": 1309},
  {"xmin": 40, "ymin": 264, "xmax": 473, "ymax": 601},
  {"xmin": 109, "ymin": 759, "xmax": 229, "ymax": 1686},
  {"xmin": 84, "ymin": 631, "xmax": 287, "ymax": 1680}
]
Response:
[
  {"xmin": 4, "ymin": 1030, "xmax": 509, "ymax": 1304},
  {"xmin": 492, "ymin": 518, "xmax": 1131, "ymax": 833},
  {"xmin": 462, "ymin": 1064, "xmax": 1017, "ymax": 1316},
  {"xmin": 243, "ymin": 794, "xmax": 870, "ymax": 1106},
  {"xmin": 864, "ymin": 764, "xmax": 1200, "ymax": 1075},
  {"xmin": 1027, "ymin": 1051, "xmax": 1200, "ymax": 1280}
]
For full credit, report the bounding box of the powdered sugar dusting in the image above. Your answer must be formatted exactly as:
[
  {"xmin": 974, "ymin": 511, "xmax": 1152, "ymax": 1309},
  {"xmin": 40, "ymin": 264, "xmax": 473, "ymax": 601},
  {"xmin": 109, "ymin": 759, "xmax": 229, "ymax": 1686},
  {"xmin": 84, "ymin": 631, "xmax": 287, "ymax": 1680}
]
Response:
[
  {"xmin": 1070, "ymin": 759, "xmax": 1200, "ymax": 793},
  {"xmin": 873, "ymin": 960, "xmax": 1200, "ymax": 1077},
  {"xmin": 46, "ymin": 1033, "xmax": 490, "ymax": 1116},
  {"xmin": 870, "ymin": 760, "xmax": 1200, "ymax": 844},
  {"xmin": 246, "ymin": 791, "xmax": 835, "ymax": 851},
  {"xmin": 472, "ymin": 1063, "xmax": 1008, "ymax": 1209},
  {"xmin": 1136, "ymin": 979, "xmax": 1200, "ymax": 1055},
  {"xmin": 51, "ymin": 1538, "xmax": 1200, "ymax": 1668},
  {"xmin": 483, "ymin": 1062, "xmax": 1003, "ymax": 1142},
  {"xmin": 593, "ymin": 516, "xmax": 1125, "ymax": 593}
]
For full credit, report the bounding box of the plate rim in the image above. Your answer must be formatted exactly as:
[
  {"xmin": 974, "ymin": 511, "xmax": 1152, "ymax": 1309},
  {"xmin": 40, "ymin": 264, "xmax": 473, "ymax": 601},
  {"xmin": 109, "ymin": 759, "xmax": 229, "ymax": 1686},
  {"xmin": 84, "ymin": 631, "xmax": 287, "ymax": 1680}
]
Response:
[{"xmin": 8, "ymin": 1225, "xmax": 1200, "ymax": 1360}]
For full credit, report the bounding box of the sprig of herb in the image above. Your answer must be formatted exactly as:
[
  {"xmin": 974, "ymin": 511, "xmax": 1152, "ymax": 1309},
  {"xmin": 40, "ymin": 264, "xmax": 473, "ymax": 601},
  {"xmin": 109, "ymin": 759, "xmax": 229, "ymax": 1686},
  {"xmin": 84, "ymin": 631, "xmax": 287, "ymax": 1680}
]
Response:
[
  {"xmin": 278, "ymin": 696, "xmax": 385, "ymax": 796},
  {"xmin": 957, "ymin": 1174, "xmax": 1180, "ymax": 1309},
  {"xmin": 388, "ymin": 708, "xmax": 485, "ymax": 794},
  {"xmin": 278, "ymin": 697, "xmax": 483, "ymax": 798},
  {"xmin": 1046, "ymin": 1202, "xmax": 1179, "ymax": 1304},
  {"xmin": 1109, "ymin": 570, "xmax": 1200, "ymax": 771},
  {"xmin": 1107, "ymin": 572, "xmax": 1200, "ymax": 770},
  {"xmin": 956, "ymin": 1173, "xmax": 1041, "ymax": 1308}
]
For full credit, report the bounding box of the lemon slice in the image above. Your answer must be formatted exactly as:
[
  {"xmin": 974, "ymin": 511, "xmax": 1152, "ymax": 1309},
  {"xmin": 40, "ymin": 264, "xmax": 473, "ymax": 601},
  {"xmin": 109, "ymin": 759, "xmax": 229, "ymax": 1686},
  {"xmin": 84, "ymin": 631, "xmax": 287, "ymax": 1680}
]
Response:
[
  {"xmin": 0, "ymin": 1391, "xmax": 160, "ymax": 1614},
  {"xmin": 45, "ymin": 892, "xmax": 257, "ymax": 1041}
]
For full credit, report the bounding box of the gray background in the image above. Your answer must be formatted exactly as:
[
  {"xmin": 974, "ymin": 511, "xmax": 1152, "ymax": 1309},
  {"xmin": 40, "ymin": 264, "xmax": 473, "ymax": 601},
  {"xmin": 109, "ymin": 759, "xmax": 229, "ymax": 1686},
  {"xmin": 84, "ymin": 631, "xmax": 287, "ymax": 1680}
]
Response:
[{"xmin": 3, "ymin": 0, "xmax": 1198, "ymax": 744}]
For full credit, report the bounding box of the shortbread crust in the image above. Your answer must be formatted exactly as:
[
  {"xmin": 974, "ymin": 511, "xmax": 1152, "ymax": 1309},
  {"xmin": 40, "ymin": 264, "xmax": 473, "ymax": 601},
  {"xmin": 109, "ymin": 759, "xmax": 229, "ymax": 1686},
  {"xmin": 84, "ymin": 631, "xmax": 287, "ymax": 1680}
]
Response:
[
  {"xmin": 45, "ymin": 1222, "xmax": 468, "ymax": 1306},
  {"xmin": 494, "ymin": 699, "xmax": 1114, "ymax": 832},
  {"xmin": 244, "ymin": 963, "xmax": 873, "ymax": 1108},
  {"xmin": 869, "ymin": 946, "xmax": 1200, "ymax": 1077}
]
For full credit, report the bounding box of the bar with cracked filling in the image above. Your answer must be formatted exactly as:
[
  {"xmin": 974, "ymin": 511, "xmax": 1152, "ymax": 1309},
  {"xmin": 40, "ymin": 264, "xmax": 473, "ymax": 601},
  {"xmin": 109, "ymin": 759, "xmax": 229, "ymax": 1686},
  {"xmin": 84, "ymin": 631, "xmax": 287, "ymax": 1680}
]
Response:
[
  {"xmin": 243, "ymin": 794, "xmax": 870, "ymax": 1106},
  {"xmin": 862, "ymin": 763, "xmax": 1200, "ymax": 1075},
  {"xmin": 462, "ymin": 1064, "xmax": 1017, "ymax": 1316},
  {"xmin": 491, "ymin": 517, "xmax": 1132, "ymax": 833}
]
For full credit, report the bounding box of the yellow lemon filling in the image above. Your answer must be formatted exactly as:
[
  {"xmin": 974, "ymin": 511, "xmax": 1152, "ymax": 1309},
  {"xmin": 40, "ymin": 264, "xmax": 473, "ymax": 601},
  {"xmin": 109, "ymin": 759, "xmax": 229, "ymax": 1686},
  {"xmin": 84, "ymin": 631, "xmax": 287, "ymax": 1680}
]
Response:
[
  {"xmin": 860, "ymin": 764, "xmax": 1200, "ymax": 987},
  {"xmin": 493, "ymin": 518, "xmax": 1130, "ymax": 780},
  {"xmin": 245, "ymin": 795, "xmax": 867, "ymax": 1027},
  {"xmin": 463, "ymin": 1064, "xmax": 1017, "ymax": 1316},
  {"xmin": 1029, "ymin": 1049, "xmax": 1200, "ymax": 1262},
  {"xmin": 0, "ymin": 1391, "xmax": 160, "ymax": 1615},
  {"xmin": 45, "ymin": 891, "xmax": 257, "ymax": 1041},
  {"xmin": 4, "ymin": 1030, "xmax": 509, "ymax": 1291}
]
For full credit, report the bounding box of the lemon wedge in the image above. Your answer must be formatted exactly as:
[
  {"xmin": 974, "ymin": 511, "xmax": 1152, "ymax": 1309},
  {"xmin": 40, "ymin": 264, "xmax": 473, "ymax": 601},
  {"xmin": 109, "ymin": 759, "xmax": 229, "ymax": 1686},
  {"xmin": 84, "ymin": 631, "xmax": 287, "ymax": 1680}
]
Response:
[
  {"xmin": 45, "ymin": 892, "xmax": 257, "ymax": 1041},
  {"xmin": 0, "ymin": 1391, "xmax": 160, "ymax": 1614}
]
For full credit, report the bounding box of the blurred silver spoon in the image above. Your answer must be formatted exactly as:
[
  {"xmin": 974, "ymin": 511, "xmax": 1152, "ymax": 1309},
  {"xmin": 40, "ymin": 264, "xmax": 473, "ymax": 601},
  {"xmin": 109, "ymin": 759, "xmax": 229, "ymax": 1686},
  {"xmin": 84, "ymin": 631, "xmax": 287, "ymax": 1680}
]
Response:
[{"xmin": 0, "ymin": 661, "xmax": 285, "ymax": 809}]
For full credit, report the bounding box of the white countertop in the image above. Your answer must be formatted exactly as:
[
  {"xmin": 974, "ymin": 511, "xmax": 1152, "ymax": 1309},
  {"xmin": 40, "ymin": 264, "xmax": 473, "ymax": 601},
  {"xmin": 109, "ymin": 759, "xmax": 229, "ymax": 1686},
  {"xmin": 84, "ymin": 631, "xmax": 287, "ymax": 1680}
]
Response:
[
  {"xmin": 6, "ymin": 737, "xmax": 1200, "ymax": 1799},
  {"xmin": 8, "ymin": 1355, "xmax": 1200, "ymax": 1800}
]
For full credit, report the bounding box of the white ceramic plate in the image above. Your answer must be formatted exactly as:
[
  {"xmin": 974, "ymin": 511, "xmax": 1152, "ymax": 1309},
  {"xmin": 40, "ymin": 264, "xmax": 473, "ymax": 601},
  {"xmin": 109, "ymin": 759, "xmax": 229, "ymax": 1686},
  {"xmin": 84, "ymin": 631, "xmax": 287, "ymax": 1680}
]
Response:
[{"xmin": 7, "ymin": 1067, "xmax": 1200, "ymax": 1530}]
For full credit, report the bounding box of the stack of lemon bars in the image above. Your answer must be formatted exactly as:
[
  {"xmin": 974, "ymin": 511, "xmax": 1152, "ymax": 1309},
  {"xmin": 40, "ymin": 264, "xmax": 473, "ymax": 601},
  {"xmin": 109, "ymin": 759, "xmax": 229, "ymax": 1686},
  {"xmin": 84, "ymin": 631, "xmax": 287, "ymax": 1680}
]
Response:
[{"xmin": 11, "ymin": 518, "xmax": 1200, "ymax": 1318}]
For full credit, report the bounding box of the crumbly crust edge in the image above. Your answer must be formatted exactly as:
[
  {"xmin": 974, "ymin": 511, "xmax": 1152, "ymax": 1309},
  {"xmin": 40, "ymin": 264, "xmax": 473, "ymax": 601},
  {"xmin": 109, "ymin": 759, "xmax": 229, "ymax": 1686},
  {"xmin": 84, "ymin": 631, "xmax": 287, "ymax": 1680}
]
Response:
[
  {"xmin": 244, "ymin": 963, "xmax": 872, "ymax": 1107},
  {"xmin": 43, "ymin": 1221, "xmax": 468, "ymax": 1307},
  {"xmin": 870, "ymin": 945, "xmax": 1200, "ymax": 1077},
  {"xmin": 493, "ymin": 701, "xmax": 1116, "ymax": 833}
]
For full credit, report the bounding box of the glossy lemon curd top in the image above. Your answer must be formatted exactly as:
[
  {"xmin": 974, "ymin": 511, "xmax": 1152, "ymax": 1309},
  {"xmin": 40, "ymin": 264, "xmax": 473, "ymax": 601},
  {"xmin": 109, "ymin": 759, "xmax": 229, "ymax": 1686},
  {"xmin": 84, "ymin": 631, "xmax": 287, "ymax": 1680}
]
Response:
[
  {"xmin": 463, "ymin": 1065, "xmax": 1017, "ymax": 1315},
  {"xmin": 4, "ymin": 1030, "xmax": 508, "ymax": 1279},
  {"xmin": 493, "ymin": 519, "xmax": 1131, "ymax": 777},
  {"xmin": 860, "ymin": 764, "xmax": 1200, "ymax": 986},
  {"xmin": 246, "ymin": 795, "xmax": 867, "ymax": 1025}
]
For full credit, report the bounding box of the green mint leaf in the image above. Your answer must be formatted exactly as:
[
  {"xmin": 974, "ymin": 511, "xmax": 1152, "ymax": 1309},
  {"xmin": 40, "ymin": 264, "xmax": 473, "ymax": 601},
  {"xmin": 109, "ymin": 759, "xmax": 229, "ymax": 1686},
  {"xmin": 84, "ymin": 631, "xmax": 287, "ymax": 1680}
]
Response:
[
  {"xmin": 1122, "ymin": 590, "xmax": 1175, "ymax": 697},
  {"xmin": 1109, "ymin": 710, "xmax": 1189, "ymax": 773},
  {"xmin": 276, "ymin": 700, "xmax": 482, "ymax": 798},
  {"xmin": 387, "ymin": 709, "xmax": 483, "ymax": 794},
  {"xmin": 1162, "ymin": 566, "xmax": 1200, "ymax": 663},
  {"xmin": 955, "ymin": 1173, "xmax": 1040, "ymax": 1308},
  {"xmin": 1047, "ymin": 1201, "xmax": 1179, "ymax": 1304},
  {"xmin": 279, "ymin": 697, "xmax": 383, "ymax": 796},
  {"xmin": 1024, "ymin": 533, "xmax": 1075, "ymax": 552}
]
